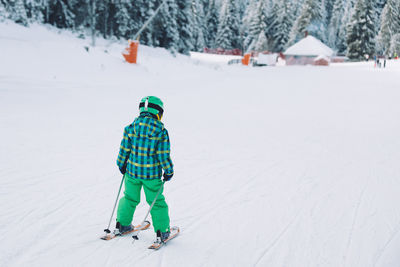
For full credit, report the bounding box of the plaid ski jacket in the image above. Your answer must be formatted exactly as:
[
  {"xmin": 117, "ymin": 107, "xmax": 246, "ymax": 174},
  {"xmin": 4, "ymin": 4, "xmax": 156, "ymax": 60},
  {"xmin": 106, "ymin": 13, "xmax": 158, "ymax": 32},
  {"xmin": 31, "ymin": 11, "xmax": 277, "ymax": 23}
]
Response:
[{"xmin": 117, "ymin": 112, "xmax": 174, "ymax": 179}]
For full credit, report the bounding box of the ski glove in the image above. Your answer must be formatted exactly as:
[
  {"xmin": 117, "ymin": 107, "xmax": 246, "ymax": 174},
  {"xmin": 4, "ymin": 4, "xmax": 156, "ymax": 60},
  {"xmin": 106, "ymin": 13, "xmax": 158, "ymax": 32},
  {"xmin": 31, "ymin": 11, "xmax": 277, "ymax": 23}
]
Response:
[
  {"xmin": 163, "ymin": 172, "xmax": 173, "ymax": 182},
  {"xmin": 119, "ymin": 164, "xmax": 127, "ymax": 175}
]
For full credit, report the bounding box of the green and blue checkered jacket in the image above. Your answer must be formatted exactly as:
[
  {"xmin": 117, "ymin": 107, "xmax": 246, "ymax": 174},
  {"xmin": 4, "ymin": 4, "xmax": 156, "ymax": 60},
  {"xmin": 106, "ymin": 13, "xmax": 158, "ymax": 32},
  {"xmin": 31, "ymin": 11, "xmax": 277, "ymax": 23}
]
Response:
[{"xmin": 117, "ymin": 112, "xmax": 174, "ymax": 179}]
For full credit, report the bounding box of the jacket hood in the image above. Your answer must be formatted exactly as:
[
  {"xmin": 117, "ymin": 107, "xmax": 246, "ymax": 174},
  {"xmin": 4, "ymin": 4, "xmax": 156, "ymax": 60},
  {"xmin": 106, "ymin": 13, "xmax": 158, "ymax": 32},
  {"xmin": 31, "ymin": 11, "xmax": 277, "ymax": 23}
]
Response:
[{"xmin": 133, "ymin": 113, "xmax": 164, "ymax": 138}]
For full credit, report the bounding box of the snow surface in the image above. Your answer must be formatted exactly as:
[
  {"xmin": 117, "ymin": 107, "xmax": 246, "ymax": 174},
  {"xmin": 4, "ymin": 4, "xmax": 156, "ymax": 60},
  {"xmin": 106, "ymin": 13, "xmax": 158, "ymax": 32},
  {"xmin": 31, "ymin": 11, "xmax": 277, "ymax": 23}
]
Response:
[
  {"xmin": 1, "ymin": 21, "xmax": 400, "ymax": 267},
  {"xmin": 190, "ymin": 51, "xmax": 242, "ymax": 65},
  {"xmin": 284, "ymin": 35, "xmax": 335, "ymax": 57}
]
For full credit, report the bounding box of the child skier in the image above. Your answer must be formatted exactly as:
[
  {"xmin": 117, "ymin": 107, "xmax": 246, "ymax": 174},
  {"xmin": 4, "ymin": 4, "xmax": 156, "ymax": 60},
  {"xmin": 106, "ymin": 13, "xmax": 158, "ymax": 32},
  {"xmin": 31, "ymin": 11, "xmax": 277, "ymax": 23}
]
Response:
[{"xmin": 115, "ymin": 96, "xmax": 174, "ymax": 243}]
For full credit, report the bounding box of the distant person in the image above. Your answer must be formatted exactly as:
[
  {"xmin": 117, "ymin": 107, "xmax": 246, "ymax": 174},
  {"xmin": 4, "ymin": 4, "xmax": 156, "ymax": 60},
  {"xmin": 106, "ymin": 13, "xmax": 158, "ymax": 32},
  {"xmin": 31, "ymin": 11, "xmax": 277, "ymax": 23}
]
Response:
[{"xmin": 115, "ymin": 96, "xmax": 174, "ymax": 244}]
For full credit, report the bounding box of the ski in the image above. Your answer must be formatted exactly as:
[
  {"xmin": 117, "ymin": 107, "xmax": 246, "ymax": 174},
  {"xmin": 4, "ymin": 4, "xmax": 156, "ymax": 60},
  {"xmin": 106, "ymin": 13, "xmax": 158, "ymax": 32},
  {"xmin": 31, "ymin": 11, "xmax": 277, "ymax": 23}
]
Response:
[
  {"xmin": 148, "ymin": 226, "xmax": 180, "ymax": 250},
  {"xmin": 100, "ymin": 221, "xmax": 151, "ymax": 240}
]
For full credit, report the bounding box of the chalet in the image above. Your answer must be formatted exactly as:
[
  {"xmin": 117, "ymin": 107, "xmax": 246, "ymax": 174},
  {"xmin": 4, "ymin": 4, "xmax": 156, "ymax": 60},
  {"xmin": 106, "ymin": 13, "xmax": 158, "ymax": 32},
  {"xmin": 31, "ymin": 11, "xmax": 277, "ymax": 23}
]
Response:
[{"xmin": 284, "ymin": 36, "xmax": 334, "ymax": 66}]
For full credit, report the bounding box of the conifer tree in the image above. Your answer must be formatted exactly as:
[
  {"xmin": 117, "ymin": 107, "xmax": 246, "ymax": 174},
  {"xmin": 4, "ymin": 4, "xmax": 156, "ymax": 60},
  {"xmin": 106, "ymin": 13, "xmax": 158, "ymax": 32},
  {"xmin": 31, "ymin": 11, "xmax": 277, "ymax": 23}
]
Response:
[
  {"xmin": 192, "ymin": 0, "xmax": 206, "ymax": 51},
  {"xmin": 266, "ymin": 0, "xmax": 280, "ymax": 41},
  {"xmin": 25, "ymin": 0, "xmax": 45, "ymax": 23},
  {"xmin": 246, "ymin": 0, "xmax": 268, "ymax": 52},
  {"xmin": 242, "ymin": 0, "xmax": 257, "ymax": 30},
  {"xmin": 346, "ymin": 0, "xmax": 376, "ymax": 60},
  {"xmin": 390, "ymin": 33, "xmax": 400, "ymax": 56},
  {"xmin": 205, "ymin": 0, "xmax": 219, "ymax": 48},
  {"xmin": 201, "ymin": 0, "xmax": 209, "ymax": 16},
  {"xmin": 87, "ymin": 0, "xmax": 97, "ymax": 45},
  {"xmin": 242, "ymin": 0, "xmax": 258, "ymax": 50},
  {"xmin": 48, "ymin": 0, "xmax": 75, "ymax": 28},
  {"xmin": 215, "ymin": 4, "xmax": 232, "ymax": 49},
  {"xmin": 129, "ymin": 0, "xmax": 148, "ymax": 38},
  {"xmin": 237, "ymin": 0, "xmax": 248, "ymax": 19},
  {"xmin": 230, "ymin": 0, "xmax": 241, "ymax": 50},
  {"xmin": 375, "ymin": 0, "xmax": 387, "ymax": 33},
  {"xmin": 377, "ymin": 0, "xmax": 400, "ymax": 55},
  {"xmin": 215, "ymin": 0, "xmax": 241, "ymax": 50},
  {"xmin": 253, "ymin": 30, "xmax": 269, "ymax": 51},
  {"xmin": 376, "ymin": 0, "xmax": 388, "ymax": 15},
  {"xmin": 95, "ymin": 0, "xmax": 113, "ymax": 38},
  {"xmin": 153, "ymin": 0, "xmax": 179, "ymax": 53},
  {"xmin": 327, "ymin": 0, "xmax": 345, "ymax": 49},
  {"xmin": 114, "ymin": 0, "xmax": 132, "ymax": 39},
  {"xmin": 288, "ymin": 0, "xmax": 327, "ymax": 45},
  {"xmin": 292, "ymin": 0, "xmax": 306, "ymax": 17},
  {"xmin": 139, "ymin": 0, "xmax": 157, "ymax": 47},
  {"xmin": 71, "ymin": 0, "xmax": 86, "ymax": 29},
  {"xmin": 336, "ymin": 0, "xmax": 355, "ymax": 53},
  {"xmin": 324, "ymin": 0, "xmax": 336, "ymax": 26},
  {"xmin": 10, "ymin": 0, "xmax": 28, "ymax": 26},
  {"xmin": 273, "ymin": 0, "xmax": 295, "ymax": 52},
  {"xmin": 176, "ymin": 0, "xmax": 194, "ymax": 54},
  {"xmin": 0, "ymin": 1, "xmax": 7, "ymax": 22}
]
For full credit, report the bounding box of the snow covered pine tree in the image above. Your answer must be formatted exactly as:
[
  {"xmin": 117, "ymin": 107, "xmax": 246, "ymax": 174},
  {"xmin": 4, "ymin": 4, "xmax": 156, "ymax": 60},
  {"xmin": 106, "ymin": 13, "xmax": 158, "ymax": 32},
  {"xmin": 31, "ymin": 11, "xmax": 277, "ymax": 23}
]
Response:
[{"xmin": 346, "ymin": 0, "xmax": 376, "ymax": 60}]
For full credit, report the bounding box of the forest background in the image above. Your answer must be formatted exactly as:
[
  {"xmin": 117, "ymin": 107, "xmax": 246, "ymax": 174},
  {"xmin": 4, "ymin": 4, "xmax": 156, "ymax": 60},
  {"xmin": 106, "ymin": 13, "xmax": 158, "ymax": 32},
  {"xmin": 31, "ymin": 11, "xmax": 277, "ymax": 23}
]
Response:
[{"xmin": 1, "ymin": 0, "xmax": 400, "ymax": 60}]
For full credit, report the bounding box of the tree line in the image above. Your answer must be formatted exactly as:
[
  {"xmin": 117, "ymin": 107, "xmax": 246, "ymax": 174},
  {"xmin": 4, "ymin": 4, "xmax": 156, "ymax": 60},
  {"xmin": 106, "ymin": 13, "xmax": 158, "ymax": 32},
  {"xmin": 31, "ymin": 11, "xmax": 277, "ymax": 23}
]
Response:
[{"xmin": 1, "ymin": 0, "xmax": 400, "ymax": 60}]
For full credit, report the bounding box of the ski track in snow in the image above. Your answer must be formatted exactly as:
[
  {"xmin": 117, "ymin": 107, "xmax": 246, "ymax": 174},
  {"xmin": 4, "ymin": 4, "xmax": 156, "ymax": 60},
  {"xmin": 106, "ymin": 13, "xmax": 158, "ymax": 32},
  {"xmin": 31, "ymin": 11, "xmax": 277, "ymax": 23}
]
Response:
[
  {"xmin": 254, "ymin": 212, "xmax": 301, "ymax": 266},
  {"xmin": 373, "ymin": 221, "xmax": 400, "ymax": 267},
  {"xmin": 343, "ymin": 175, "xmax": 370, "ymax": 266}
]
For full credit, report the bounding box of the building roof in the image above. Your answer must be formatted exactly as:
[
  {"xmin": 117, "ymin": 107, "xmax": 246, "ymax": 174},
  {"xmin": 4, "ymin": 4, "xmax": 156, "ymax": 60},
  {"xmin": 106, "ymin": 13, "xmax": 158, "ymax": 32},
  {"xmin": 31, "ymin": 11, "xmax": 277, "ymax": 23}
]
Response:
[{"xmin": 284, "ymin": 36, "xmax": 334, "ymax": 57}]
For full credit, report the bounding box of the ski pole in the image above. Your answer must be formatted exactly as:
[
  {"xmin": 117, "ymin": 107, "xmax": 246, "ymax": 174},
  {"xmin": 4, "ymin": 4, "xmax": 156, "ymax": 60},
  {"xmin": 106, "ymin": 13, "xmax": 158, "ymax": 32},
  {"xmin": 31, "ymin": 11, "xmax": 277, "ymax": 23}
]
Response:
[
  {"xmin": 132, "ymin": 181, "xmax": 166, "ymax": 243},
  {"xmin": 104, "ymin": 175, "xmax": 125, "ymax": 234}
]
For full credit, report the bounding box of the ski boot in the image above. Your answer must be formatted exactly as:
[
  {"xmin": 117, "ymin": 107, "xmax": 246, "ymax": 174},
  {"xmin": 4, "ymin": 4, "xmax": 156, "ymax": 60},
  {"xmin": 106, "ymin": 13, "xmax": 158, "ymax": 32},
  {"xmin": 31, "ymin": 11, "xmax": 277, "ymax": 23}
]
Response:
[
  {"xmin": 155, "ymin": 230, "xmax": 170, "ymax": 243},
  {"xmin": 114, "ymin": 221, "xmax": 133, "ymax": 235}
]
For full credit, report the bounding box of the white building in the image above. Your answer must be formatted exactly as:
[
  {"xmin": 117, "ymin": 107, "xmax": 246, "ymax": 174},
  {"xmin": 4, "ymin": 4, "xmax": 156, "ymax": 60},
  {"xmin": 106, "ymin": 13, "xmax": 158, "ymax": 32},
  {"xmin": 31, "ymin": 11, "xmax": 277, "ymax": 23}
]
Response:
[{"xmin": 284, "ymin": 35, "xmax": 334, "ymax": 65}]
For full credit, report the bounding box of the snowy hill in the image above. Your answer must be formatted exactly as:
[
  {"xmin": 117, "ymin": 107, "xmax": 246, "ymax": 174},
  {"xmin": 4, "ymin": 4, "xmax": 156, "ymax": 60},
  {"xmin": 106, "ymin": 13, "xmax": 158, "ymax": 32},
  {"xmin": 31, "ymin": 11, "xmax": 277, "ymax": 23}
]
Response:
[{"xmin": 1, "ymin": 21, "xmax": 400, "ymax": 267}]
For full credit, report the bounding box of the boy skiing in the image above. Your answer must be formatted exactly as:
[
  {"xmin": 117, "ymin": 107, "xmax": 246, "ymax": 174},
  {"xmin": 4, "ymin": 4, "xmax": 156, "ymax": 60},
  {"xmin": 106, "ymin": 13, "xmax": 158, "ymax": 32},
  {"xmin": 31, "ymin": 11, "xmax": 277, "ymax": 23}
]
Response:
[{"xmin": 115, "ymin": 96, "xmax": 174, "ymax": 243}]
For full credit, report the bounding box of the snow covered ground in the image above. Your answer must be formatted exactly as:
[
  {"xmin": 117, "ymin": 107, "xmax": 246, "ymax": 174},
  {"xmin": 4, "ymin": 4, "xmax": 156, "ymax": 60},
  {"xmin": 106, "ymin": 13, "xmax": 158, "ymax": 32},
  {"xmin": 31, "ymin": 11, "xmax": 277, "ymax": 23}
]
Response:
[{"xmin": 1, "ymin": 21, "xmax": 400, "ymax": 267}]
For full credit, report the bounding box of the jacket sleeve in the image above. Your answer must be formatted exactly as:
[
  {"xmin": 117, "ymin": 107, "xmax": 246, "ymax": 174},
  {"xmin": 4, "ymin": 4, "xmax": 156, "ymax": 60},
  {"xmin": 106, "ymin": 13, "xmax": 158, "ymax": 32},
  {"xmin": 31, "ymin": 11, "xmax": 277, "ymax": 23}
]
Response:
[
  {"xmin": 116, "ymin": 127, "xmax": 131, "ymax": 169},
  {"xmin": 156, "ymin": 129, "xmax": 174, "ymax": 175}
]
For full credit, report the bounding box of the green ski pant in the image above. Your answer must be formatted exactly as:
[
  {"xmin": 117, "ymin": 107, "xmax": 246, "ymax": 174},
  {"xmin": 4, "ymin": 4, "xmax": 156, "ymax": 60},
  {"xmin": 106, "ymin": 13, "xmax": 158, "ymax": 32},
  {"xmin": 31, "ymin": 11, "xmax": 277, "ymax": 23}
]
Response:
[{"xmin": 116, "ymin": 174, "xmax": 170, "ymax": 233}]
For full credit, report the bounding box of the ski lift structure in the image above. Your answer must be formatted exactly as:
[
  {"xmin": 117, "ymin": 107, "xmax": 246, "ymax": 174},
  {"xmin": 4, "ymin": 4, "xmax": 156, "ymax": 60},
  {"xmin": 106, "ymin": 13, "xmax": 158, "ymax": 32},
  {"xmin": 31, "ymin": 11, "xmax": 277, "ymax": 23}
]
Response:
[{"xmin": 122, "ymin": 0, "xmax": 167, "ymax": 64}]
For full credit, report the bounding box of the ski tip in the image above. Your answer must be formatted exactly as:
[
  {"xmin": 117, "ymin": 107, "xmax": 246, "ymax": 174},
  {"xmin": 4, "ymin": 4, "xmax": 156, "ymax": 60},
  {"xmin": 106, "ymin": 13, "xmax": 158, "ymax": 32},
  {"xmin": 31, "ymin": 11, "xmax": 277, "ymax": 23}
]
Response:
[{"xmin": 171, "ymin": 226, "xmax": 180, "ymax": 233}]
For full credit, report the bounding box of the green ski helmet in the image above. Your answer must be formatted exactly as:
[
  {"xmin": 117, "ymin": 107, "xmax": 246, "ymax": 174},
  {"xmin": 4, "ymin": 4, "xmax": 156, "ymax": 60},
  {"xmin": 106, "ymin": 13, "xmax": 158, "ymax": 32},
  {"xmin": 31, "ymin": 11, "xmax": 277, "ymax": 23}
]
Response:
[{"xmin": 139, "ymin": 96, "xmax": 164, "ymax": 120}]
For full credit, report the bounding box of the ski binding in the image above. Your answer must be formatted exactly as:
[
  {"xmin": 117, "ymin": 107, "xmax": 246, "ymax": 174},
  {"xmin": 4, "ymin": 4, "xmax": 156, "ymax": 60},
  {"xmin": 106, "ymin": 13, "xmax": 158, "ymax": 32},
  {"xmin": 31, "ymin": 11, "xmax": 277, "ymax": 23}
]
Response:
[{"xmin": 101, "ymin": 220, "xmax": 151, "ymax": 240}]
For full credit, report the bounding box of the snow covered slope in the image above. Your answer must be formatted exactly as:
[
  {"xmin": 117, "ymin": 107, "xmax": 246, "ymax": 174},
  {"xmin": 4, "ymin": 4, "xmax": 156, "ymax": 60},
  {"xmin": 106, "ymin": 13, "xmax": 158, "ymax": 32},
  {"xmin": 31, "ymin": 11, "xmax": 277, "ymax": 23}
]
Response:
[{"xmin": 1, "ymin": 21, "xmax": 400, "ymax": 267}]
